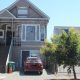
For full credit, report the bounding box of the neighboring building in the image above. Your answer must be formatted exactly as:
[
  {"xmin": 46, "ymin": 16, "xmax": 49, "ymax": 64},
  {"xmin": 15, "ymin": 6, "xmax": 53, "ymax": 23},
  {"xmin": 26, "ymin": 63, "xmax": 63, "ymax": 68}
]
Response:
[
  {"xmin": 54, "ymin": 26, "xmax": 80, "ymax": 35},
  {"xmin": 0, "ymin": 0, "xmax": 49, "ymax": 72}
]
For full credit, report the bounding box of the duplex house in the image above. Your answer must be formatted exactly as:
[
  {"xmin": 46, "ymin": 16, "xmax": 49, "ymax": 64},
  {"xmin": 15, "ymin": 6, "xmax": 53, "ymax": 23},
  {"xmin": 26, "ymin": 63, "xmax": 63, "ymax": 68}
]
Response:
[{"xmin": 0, "ymin": 0, "xmax": 49, "ymax": 72}]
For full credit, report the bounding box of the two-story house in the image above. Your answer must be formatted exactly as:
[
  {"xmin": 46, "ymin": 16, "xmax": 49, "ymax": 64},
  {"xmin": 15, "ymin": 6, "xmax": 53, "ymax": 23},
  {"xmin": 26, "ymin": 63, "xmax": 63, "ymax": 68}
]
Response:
[{"xmin": 0, "ymin": 0, "xmax": 49, "ymax": 72}]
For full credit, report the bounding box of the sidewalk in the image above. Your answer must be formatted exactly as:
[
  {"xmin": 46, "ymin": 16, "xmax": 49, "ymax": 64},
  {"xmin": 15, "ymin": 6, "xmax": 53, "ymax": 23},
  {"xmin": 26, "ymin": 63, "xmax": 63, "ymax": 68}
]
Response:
[
  {"xmin": 0, "ymin": 70, "xmax": 80, "ymax": 80},
  {"xmin": 0, "ymin": 73, "xmax": 7, "ymax": 80}
]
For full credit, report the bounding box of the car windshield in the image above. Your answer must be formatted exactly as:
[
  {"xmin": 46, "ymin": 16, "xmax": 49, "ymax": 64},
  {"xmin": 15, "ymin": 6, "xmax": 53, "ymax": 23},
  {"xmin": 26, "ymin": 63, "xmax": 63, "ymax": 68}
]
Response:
[{"xmin": 27, "ymin": 57, "xmax": 40, "ymax": 62}]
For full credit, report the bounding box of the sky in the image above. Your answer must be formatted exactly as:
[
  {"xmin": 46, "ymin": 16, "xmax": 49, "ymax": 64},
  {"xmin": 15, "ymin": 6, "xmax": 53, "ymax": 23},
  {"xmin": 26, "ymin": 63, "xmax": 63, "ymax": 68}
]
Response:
[{"xmin": 0, "ymin": 0, "xmax": 80, "ymax": 40}]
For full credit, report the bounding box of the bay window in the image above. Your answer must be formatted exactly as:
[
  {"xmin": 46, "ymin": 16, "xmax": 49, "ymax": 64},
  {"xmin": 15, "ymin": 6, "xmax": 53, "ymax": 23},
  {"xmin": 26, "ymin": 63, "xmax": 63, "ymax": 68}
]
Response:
[
  {"xmin": 21, "ymin": 24, "xmax": 46, "ymax": 41},
  {"xmin": 21, "ymin": 24, "xmax": 40, "ymax": 41}
]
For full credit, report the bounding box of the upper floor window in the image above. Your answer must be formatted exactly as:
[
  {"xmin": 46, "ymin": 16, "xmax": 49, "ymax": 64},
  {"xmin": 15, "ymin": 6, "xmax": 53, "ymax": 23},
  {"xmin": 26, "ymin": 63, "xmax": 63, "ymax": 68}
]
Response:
[
  {"xmin": 40, "ymin": 26, "xmax": 45, "ymax": 41},
  {"xmin": 21, "ymin": 24, "xmax": 46, "ymax": 41},
  {"xmin": 18, "ymin": 7, "xmax": 28, "ymax": 18},
  {"xmin": 21, "ymin": 24, "xmax": 40, "ymax": 41}
]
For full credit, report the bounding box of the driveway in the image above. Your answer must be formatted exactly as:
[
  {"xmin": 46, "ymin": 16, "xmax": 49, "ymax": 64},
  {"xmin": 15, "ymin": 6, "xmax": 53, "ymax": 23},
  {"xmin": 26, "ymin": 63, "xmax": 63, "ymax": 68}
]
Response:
[
  {"xmin": 2, "ymin": 69, "xmax": 51, "ymax": 80},
  {"xmin": 1, "ymin": 69, "xmax": 80, "ymax": 80}
]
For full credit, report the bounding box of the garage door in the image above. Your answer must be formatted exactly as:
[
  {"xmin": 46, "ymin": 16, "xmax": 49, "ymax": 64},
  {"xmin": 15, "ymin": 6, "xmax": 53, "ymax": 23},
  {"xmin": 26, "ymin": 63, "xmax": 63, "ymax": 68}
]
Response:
[{"xmin": 22, "ymin": 51, "xmax": 30, "ymax": 68}]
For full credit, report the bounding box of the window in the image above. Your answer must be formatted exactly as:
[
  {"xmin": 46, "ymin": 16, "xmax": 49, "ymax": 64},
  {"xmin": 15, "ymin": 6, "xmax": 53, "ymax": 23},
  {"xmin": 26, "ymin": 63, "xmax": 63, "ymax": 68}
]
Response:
[
  {"xmin": 21, "ymin": 24, "xmax": 40, "ymax": 41},
  {"xmin": 37, "ymin": 26, "xmax": 39, "ymax": 40},
  {"xmin": 40, "ymin": 26, "xmax": 45, "ymax": 41},
  {"xmin": 64, "ymin": 29, "xmax": 68, "ymax": 33},
  {"xmin": 22, "ymin": 25, "xmax": 26, "ymax": 41},
  {"xmin": 16, "ymin": 25, "xmax": 21, "ymax": 38},
  {"xmin": 6, "ymin": 25, "xmax": 11, "ymax": 31},
  {"xmin": 26, "ymin": 26, "xmax": 35, "ymax": 40},
  {"xmin": 30, "ymin": 50, "xmax": 39, "ymax": 57},
  {"xmin": 18, "ymin": 7, "xmax": 28, "ymax": 18},
  {"xmin": 0, "ymin": 29, "xmax": 4, "ymax": 38}
]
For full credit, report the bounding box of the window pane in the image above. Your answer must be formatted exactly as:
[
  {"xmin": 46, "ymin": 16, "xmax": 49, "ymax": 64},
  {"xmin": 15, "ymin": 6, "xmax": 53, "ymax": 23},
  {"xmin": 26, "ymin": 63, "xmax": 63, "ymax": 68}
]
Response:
[
  {"xmin": 37, "ymin": 26, "xmax": 39, "ymax": 40},
  {"xmin": 26, "ymin": 26, "xmax": 35, "ymax": 40},
  {"xmin": 22, "ymin": 26, "xmax": 25, "ymax": 40},
  {"xmin": 17, "ymin": 25, "xmax": 21, "ymax": 38},
  {"xmin": 30, "ymin": 50, "xmax": 39, "ymax": 57},
  {"xmin": 40, "ymin": 27, "xmax": 45, "ymax": 41},
  {"xmin": 18, "ymin": 7, "xmax": 28, "ymax": 18},
  {"xmin": 18, "ymin": 9, "xmax": 27, "ymax": 15}
]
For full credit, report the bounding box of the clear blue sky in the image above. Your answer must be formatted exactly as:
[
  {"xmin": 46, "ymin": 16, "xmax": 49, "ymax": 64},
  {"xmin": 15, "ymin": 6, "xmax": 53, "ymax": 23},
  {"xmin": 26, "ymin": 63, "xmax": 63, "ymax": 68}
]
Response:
[{"xmin": 0, "ymin": 0, "xmax": 80, "ymax": 40}]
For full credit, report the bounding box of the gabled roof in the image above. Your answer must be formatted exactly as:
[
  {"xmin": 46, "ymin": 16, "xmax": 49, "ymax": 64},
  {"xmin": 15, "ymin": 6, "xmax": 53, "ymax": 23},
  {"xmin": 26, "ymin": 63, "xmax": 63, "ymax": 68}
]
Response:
[
  {"xmin": 0, "ymin": 9, "xmax": 16, "ymax": 18},
  {"xmin": 27, "ymin": 0, "xmax": 49, "ymax": 19},
  {"xmin": 6, "ymin": 0, "xmax": 49, "ymax": 19}
]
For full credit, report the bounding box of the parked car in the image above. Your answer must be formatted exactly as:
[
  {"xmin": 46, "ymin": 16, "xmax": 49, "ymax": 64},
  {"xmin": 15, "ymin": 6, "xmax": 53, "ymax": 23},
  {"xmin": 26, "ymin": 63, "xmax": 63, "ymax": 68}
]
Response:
[{"xmin": 24, "ymin": 57, "xmax": 43, "ymax": 74}]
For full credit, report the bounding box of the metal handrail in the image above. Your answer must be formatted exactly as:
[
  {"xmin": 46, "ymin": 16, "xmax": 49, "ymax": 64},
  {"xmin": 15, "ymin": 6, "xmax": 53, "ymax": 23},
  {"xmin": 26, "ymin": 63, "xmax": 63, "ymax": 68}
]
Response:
[{"xmin": 5, "ymin": 40, "xmax": 13, "ymax": 72}]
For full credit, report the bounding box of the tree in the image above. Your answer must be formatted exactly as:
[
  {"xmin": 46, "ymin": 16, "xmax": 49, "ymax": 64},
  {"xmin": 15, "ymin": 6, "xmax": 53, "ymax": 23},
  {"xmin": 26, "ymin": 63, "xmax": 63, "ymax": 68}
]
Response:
[
  {"xmin": 41, "ymin": 40, "xmax": 57, "ymax": 72},
  {"xmin": 41, "ymin": 28, "xmax": 80, "ymax": 80},
  {"xmin": 52, "ymin": 28, "xmax": 80, "ymax": 80}
]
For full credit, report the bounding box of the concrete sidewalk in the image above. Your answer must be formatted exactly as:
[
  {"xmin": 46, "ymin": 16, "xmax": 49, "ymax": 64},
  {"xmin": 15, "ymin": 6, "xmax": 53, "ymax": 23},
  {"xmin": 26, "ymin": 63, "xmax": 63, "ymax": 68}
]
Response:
[
  {"xmin": 0, "ymin": 73, "xmax": 7, "ymax": 80},
  {"xmin": 0, "ymin": 70, "xmax": 80, "ymax": 80}
]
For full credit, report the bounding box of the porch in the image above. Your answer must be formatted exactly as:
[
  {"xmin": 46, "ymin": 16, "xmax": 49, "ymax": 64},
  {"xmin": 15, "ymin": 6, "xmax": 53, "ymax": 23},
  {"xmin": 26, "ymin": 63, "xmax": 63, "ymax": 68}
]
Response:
[{"xmin": 0, "ymin": 22, "xmax": 21, "ymax": 72}]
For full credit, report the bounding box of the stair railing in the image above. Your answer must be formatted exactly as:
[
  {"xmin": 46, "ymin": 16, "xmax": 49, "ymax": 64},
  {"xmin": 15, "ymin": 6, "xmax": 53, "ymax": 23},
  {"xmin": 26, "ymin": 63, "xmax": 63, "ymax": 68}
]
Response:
[{"xmin": 5, "ymin": 39, "xmax": 13, "ymax": 73}]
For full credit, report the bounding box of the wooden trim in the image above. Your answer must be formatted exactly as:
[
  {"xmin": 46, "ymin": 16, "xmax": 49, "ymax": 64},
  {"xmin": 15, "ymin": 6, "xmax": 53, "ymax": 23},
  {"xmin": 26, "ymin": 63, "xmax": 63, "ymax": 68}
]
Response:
[{"xmin": 0, "ymin": 9, "xmax": 16, "ymax": 18}]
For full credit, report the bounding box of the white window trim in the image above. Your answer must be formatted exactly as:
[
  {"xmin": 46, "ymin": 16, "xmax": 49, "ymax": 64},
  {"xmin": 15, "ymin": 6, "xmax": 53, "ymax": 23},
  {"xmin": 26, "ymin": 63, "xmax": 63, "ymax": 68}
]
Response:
[
  {"xmin": 21, "ymin": 24, "xmax": 40, "ymax": 41},
  {"xmin": 0, "ymin": 29, "xmax": 4, "ymax": 38}
]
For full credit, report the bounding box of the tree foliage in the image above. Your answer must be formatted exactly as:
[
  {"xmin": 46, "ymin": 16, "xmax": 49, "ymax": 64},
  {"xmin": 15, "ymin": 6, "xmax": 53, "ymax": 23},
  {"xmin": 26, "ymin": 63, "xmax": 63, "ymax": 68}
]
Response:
[
  {"xmin": 41, "ymin": 28, "xmax": 80, "ymax": 79},
  {"xmin": 41, "ymin": 40, "xmax": 57, "ymax": 62}
]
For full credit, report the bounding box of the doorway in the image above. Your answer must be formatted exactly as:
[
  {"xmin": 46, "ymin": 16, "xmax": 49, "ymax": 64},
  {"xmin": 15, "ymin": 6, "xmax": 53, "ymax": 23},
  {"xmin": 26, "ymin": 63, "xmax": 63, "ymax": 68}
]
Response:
[
  {"xmin": 22, "ymin": 51, "xmax": 30, "ymax": 68},
  {"xmin": 6, "ymin": 31, "xmax": 12, "ymax": 45}
]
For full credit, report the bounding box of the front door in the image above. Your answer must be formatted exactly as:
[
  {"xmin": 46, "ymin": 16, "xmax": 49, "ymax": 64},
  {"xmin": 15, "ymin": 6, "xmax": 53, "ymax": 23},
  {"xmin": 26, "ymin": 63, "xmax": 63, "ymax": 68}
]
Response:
[
  {"xmin": 6, "ymin": 31, "xmax": 12, "ymax": 45},
  {"xmin": 22, "ymin": 51, "xmax": 30, "ymax": 68}
]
